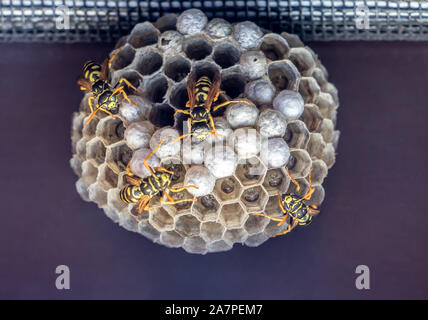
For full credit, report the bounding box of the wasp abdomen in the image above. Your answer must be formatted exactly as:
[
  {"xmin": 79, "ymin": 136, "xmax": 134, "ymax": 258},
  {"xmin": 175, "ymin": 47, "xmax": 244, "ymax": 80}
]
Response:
[
  {"xmin": 119, "ymin": 185, "xmax": 142, "ymax": 204},
  {"xmin": 83, "ymin": 61, "xmax": 102, "ymax": 83}
]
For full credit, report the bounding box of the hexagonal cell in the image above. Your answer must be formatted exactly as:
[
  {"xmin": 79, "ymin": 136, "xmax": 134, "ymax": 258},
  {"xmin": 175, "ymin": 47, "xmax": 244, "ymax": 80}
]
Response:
[
  {"xmin": 219, "ymin": 202, "xmax": 247, "ymax": 229},
  {"xmin": 97, "ymin": 163, "xmax": 119, "ymax": 190},
  {"xmin": 168, "ymin": 186, "xmax": 194, "ymax": 214},
  {"xmin": 213, "ymin": 176, "xmax": 242, "ymax": 203},
  {"xmin": 160, "ymin": 158, "xmax": 186, "ymax": 186},
  {"xmin": 144, "ymin": 75, "xmax": 169, "ymax": 103},
  {"xmin": 240, "ymin": 186, "xmax": 268, "ymax": 213},
  {"xmin": 300, "ymin": 104, "xmax": 323, "ymax": 132},
  {"xmin": 223, "ymin": 228, "xmax": 248, "ymax": 244},
  {"xmin": 72, "ymin": 112, "xmax": 86, "ymax": 137},
  {"xmin": 307, "ymin": 133, "xmax": 326, "ymax": 160},
  {"xmin": 75, "ymin": 178, "xmax": 90, "ymax": 201},
  {"xmin": 287, "ymin": 149, "xmax": 312, "ymax": 179},
  {"xmin": 264, "ymin": 195, "xmax": 284, "ymax": 219},
  {"xmin": 75, "ymin": 137, "xmax": 88, "ymax": 160},
  {"xmin": 200, "ymin": 221, "xmax": 225, "ymax": 243},
  {"xmin": 263, "ymin": 169, "xmax": 290, "ymax": 195},
  {"xmin": 137, "ymin": 220, "xmax": 161, "ymax": 243},
  {"xmin": 286, "ymin": 177, "xmax": 310, "ymax": 199},
  {"xmin": 135, "ymin": 50, "xmax": 163, "ymax": 76},
  {"xmin": 309, "ymin": 159, "xmax": 328, "ymax": 186},
  {"xmin": 164, "ymin": 56, "xmax": 191, "ymax": 82},
  {"xmin": 259, "ymin": 33, "xmax": 290, "ymax": 61},
  {"xmin": 82, "ymin": 116, "xmax": 99, "ymax": 139},
  {"xmin": 175, "ymin": 214, "xmax": 201, "ymax": 237},
  {"xmin": 106, "ymin": 141, "xmax": 133, "ymax": 173},
  {"xmin": 110, "ymin": 44, "xmax": 135, "ymax": 70},
  {"xmin": 86, "ymin": 139, "xmax": 106, "ymax": 167},
  {"xmin": 128, "ymin": 22, "xmax": 160, "ymax": 48},
  {"xmin": 235, "ymin": 157, "xmax": 266, "ymax": 187},
  {"xmin": 70, "ymin": 155, "xmax": 83, "ymax": 177},
  {"xmin": 318, "ymin": 119, "xmax": 334, "ymax": 143},
  {"xmin": 154, "ymin": 13, "xmax": 177, "ymax": 32},
  {"xmin": 289, "ymin": 47, "xmax": 315, "ymax": 76},
  {"xmin": 268, "ymin": 60, "xmax": 300, "ymax": 92},
  {"xmin": 284, "ymin": 120, "xmax": 310, "ymax": 149},
  {"xmin": 96, "ymin": 117, "xmax": 125, "ymax": 146},
  {"xmin": 299, "ymin": 77, "xmax": 320, "ymax": 104},
  {"xmin": 244, "ymin": 213, "xmax": 270, "ymax": 235},
  {"xmin": 192, "ymin": 194, "xmax": 220, "ymax": 222},
  {"xmin": 81, "ymin": 160, "xmax": 98, "ymax": 185},
  {"xmin": 149, "ymin": 207, "xmax": 174, "ymax": 232},
  {"xmin": 264, "ymin": 219, "xmax": 290, "ymax": 238},
  {"xmin": 183, "ymin": 236, "xmax": 207, "ymax": 254},
  {"xmin": 111, "ymin": 70, "xmax": 143, "ymax": 94},
  {"xmin": 245, "ymin": 232, "xmax": 269, "ymax": 247},
  {"xmin": 220, "ymin": 68, "xmax": 246, "ymax": 99},
  {"xmin": 316, "ymin": 92, "xmax": 337, "ymax": 119},
  {"xmin": 280, "ymin": 32, "xmax": 304, "ymax": 48},
  {"xmin": 182, "ymin": 36, "xmax": 212, "ymax": 60},
  {"xmin": 88, "ymin": 183, "xmax": 107, "ymax": 207},
  {"xmin": 212, "ymin": 42, "xmax": 240, "ymax": 68},
  {"xmin": 207, "ymin": 240, "xmax": 233, "ymax": 253},
  {"xmin": 169, "ymin": 81, "xmax": 188, "ymax": 109},
  {"xmin": 160, "ymin": 230, "xmax": 185, "ymax": 248},
  {"xmin": 149, "ymin": 103, "xmax": 175, "ymax": 127},
  {"xmin": 322, "ymin": 143, "xmax": 336, "ymax": 169}
]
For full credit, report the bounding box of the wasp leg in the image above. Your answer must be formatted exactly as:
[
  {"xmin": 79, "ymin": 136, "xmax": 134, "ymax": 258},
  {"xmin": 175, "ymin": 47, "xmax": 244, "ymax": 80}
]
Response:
[
  {"xmin": 137, "ymin": 195, "xmax": 151, "ymax": 214},
  {"xmin": 213, "ymin": 90, "xmax": 226, "ymax": 102},
  {"xmin": 152, "ymin": 166, "xmax": 174, "ymax": 175},
  {"xmin": 108, "ymin": 46, "xmax": 124, "ymax": 70},
  {"xmin": 162, "ymin": 197, "xmax": 197, "ymax": 205},
  {"xmin": 117, "ymin": 77, "xmax": 144, "ymax": 96},
  {"xmin": 273, "ymin": 219, "xmax": 298, "ymax": 237},
  {"xmin": 110, "ymin": 85, "xmax": 138, "ymax": 106},
  {"xmin": 252, "ymin": 213, "xmax": 283, "ymax": 222},
  {"xmin": 144, "ymin": 138, "xmax": 167, "ymax": 178},
  {"xmin": 88, "ymin": 96, "xmax": 96, "ymax": 113},
  {"xmin": 169, "ymin": 185, "xmax": 198, "ymax": 192},
  {"xmin": 276, "ymin": 192, "xmax": 290, "ymax": 226},
  {"xmin": 208, "ymin": 113, "xmax": 222, "ymax": 138},
  {"xmin": 212, "ymin": 99, "xmax": 254, "ymax": 112},
  {"xmin": 302, "ymin": 167, "xmax": 315, "ymax": 200},
  {"xmin": 174, "ymin": 109, "xmax": 191, "ymax": 117},
  {"xmin": 285, "ymin": 167, "xmax": 300, "ymax": 192},
  {"xmin": 87, "ymin": 104, "xmax": 115, "ymax": 124}
]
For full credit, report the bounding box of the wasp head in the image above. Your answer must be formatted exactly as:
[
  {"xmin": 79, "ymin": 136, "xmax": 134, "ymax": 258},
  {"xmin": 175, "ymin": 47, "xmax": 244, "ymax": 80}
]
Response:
[
  {"xmin": 191, "ymin": 121, "xmax": 211, "ymax": 141},
  {"xmin": 105, "ymin": 94, "xmax": 119, "ymax": 114}
]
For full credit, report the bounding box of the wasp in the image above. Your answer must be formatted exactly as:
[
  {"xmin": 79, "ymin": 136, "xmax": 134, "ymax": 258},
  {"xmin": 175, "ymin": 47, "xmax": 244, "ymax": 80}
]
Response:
[
  {"xmin": 173, "ymin": 71, "xmax": 254, "ymax": 141},
  {"xmin": 253, "ymin": 167, "xmax": 320, "ymax": 237},
  {"xmin": 119, "ymin": 138, "xmax": 199, "ymax": 214},
  {"xmin": 77, "ymin": 47, "xmax": 139, "ymax": 124}
]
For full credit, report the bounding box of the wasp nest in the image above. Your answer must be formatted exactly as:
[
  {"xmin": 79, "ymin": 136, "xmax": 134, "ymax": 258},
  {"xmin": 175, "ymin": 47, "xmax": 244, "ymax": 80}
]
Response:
[{"xmin": 70, "ymin": 10, "xmax": 340, "ymax": 254}]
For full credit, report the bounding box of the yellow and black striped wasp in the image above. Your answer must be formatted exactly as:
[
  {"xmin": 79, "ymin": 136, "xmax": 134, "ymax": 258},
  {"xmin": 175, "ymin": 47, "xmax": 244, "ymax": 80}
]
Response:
[
  {"xmin": 77, "ymin": 48, "xmax": 139, "ymax": 124},
  {"xmin": 120, "ymin": 138, "xmax": 199, "ymax": 214},
  {"xmin": 253, "ymin": 167, "xmax": 320, "ymax": 237},
  {"xmin": 173, "ymin": 71, "xmax": 254, "ymax": 141}
]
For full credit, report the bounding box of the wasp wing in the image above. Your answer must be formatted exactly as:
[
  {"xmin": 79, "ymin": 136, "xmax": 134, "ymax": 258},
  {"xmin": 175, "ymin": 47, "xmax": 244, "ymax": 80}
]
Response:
[
  {"xmin": 137, "ymin": 195, "xmax": 151, "ymax": 214},
  {"xmin": 186, "ymin": 71, "xmax": 197, "ymax": 111},
  {"xmin": 204, "ymin": 71, "xmax": 221, "ymax": 112},
  {"xmin": 125, "ymin": 174, "xmax": 142, "ymax": 186},
  {"xmin": 77, "ymin": 77, "xmax": 92, "ymax": 91}
]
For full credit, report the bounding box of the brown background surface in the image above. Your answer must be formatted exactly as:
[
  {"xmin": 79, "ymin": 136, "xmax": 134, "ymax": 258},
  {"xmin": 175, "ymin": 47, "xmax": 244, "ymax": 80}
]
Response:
[{"xmin": 0, "ymin": 42, "xmax": 427, "ymax": 299}]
